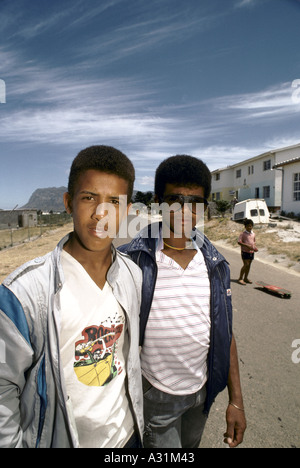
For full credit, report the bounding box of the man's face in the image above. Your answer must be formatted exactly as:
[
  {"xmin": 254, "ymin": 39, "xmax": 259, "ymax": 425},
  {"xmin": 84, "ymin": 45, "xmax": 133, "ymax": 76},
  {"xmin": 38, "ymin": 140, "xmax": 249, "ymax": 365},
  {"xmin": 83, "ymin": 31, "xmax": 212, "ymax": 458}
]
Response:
[
  {"xmin": 64, "ymin": 169, "xmax": 130, "ymax": 253},
  {"xmin": 161, "ymin": 183, "xmax": 207, "ymax": 239}
]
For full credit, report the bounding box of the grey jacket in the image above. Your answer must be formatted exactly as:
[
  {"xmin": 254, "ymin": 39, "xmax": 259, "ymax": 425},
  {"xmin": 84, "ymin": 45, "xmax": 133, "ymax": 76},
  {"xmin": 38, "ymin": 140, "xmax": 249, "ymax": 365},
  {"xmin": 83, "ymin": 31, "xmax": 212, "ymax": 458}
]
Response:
[{"xmin": 0, "ymin": 234, "xmax": 143, "ymax": 448}]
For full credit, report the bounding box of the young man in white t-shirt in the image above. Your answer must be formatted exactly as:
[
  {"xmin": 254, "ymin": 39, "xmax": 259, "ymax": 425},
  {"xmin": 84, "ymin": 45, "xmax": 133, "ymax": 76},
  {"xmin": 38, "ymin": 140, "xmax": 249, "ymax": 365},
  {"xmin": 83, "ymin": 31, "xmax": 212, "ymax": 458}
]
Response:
[
  {"xmin": 120, "ymin": 155, "xmax": 247, "ymax": 448},
  {"xmin": 60, "ymin": 146, "xmax": 143, "ymax": 448},
  {"xmin": 0, "ymin": 145, "xmax": 143, "ymax": 448}
]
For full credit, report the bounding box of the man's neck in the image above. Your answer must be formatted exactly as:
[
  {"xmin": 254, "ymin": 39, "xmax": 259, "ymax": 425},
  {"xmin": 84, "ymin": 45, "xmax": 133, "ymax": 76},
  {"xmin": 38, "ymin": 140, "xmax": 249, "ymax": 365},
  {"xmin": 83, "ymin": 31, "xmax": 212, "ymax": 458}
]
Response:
[{"xmin": 63, "ymin": 233, "xmax": 113, "ymax": 289}]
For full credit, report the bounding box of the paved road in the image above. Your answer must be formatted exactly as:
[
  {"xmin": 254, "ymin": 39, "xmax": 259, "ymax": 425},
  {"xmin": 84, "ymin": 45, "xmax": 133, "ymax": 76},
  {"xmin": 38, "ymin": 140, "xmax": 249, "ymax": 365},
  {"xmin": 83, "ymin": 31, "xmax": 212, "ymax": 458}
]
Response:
[
  {"xmin": 200, "ymin": 243, "xmax": 300, "ymax": 449},
  {"xmin": 115, "ymin": 218, "xmax": 300, "ymax": 449}
]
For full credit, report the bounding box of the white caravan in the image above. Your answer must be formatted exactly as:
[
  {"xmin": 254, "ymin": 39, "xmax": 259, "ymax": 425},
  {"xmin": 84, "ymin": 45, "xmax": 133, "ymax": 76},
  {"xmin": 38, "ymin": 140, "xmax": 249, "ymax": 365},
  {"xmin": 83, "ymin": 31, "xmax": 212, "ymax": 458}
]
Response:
[{"xmin": 233, "ymin": 199, "xmax": 270, "ymax": 224}]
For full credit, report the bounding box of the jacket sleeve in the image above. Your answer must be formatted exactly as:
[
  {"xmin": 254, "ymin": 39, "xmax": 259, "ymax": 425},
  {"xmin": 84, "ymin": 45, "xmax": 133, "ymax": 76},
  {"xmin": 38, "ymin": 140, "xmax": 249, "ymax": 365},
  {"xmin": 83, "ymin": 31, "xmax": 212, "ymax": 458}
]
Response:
[{"xmin": 0, "ymin": 286, "xmax": 34, "ymax": 448}]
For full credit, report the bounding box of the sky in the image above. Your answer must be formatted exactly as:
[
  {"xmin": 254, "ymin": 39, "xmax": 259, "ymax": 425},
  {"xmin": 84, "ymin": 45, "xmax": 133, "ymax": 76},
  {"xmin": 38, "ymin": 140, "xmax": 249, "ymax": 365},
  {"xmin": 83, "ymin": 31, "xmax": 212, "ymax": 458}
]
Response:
[{"xmin": 1, "ymin": 0, "xmax": 300, "ymax": 209}]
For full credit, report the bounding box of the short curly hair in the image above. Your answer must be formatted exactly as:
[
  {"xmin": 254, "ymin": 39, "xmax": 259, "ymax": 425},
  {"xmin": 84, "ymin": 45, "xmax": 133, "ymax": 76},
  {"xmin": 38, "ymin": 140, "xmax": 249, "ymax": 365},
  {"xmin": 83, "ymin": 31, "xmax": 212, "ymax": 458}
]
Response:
[
  {"xmin": 155, "ymin": 155, "xmax": 211, "ymax": 201},
  {"xmin": 68, "ymin": 145, "xmax": 135, "ymax": 200}
]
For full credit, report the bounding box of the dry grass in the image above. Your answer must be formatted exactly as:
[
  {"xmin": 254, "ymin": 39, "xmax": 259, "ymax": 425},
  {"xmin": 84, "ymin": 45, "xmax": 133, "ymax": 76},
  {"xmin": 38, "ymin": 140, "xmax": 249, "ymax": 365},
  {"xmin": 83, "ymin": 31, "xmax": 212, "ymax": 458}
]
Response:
[
  {"xmin": 0, "ymin": 226, "xmax": 46, "ymax": 250},
  {"xmin": 0, "ymin": 223, "xmax": 73, "ymax": 283}
]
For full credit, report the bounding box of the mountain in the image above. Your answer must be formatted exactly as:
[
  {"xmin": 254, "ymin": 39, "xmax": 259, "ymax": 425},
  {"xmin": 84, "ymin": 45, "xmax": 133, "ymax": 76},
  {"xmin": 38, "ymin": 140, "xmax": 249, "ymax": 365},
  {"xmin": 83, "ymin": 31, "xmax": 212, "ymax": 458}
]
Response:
[
  {"xmin": 20, "ymin": 188, "xmax": 149, "ymax": 212},
  {"xmin": 21, "ymin": 187, "xmax": 67, "ymax": 212}
]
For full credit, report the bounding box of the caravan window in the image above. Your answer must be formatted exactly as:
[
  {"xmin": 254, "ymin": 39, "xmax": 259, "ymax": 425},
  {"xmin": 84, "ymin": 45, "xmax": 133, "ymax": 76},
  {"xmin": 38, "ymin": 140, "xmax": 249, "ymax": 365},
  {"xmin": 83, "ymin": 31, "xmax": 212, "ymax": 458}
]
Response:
[
  {"xmin": 234, "ymin": 211, "xmax": 244, "ymax": 220},
  {"xmin": 259, "ymin": 209, "xmax": 265, "ymax": 216},
  {"xmin": 250, "ymin": 209, "xmax": 258, "ymax": 217}
]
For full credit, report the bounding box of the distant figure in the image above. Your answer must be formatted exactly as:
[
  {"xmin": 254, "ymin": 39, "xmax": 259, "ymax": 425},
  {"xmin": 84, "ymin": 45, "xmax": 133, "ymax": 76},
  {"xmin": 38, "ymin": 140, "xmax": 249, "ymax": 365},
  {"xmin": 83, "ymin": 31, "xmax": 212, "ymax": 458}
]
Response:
[
  {"xmin": 231, "ymin": 197, "xmax": 238, "ymax": 213},
  {"xmin": 238, "ymin": 219, "xmax": 258, "ymax": 285}
]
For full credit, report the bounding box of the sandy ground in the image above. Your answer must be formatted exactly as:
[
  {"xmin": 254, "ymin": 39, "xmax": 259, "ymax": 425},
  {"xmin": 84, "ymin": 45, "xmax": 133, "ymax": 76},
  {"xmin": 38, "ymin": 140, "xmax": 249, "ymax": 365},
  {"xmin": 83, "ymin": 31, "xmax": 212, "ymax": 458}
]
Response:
[{"xmin": 0, "ymin": 223, "xmax": 73, "ymax": 283}]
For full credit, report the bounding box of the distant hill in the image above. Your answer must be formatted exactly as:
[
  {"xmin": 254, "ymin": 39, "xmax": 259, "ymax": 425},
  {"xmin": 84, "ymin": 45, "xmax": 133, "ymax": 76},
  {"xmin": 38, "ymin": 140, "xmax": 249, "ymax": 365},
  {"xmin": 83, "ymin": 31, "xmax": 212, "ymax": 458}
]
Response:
[
  {"xmin": 21, "ymin": 187, "xmax": 67, "ymax": 212},
  {"xmin": 20, "ymin": 188, "xmax": 150, "ymax": 212}
]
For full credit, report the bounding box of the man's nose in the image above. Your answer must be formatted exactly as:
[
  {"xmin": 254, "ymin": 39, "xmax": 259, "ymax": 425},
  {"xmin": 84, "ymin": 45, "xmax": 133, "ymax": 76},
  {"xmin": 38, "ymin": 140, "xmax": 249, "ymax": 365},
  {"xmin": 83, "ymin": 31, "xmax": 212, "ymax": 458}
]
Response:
[{"xmin": 92, "ymin": 203, "xmax": 109, "ymax": 221}]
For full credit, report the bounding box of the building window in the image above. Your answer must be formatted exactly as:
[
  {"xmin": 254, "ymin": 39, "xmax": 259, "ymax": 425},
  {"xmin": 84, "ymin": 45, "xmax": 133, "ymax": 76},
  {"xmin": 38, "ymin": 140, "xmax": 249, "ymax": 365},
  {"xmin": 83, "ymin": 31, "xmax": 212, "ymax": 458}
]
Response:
[
  {"xmin": 236, "ymin": 169, "xmax": 241, "ymax": 178},
  {"xmin": 294, "ymin": 173, "xmax": 300, "ymax": 201},
  {"xmin": 263, "ymin": 160, "xmax": 271, "ymax": 171},
  {"xmin": 255, "ymin": 187, "xmax": 260, "ymax": 198},
  {"xmin": 263, "ymin": 186, "xmax": 270, "ymax": 198},
  {"xmin": 248, "ymin": 165, "xmax": 254, "ymax": 175},
  {"xmin": 215, "ymin": 173, "xmax": 220, "ymax": 181}
]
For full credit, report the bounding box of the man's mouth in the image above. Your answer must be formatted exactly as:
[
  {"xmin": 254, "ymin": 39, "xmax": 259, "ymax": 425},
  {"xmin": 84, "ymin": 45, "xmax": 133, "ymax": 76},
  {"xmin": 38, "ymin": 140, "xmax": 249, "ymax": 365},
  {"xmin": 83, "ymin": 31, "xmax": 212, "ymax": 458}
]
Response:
[{"xmin": 89, "ymin": 226, "xmax": 109, "ymax": 238}]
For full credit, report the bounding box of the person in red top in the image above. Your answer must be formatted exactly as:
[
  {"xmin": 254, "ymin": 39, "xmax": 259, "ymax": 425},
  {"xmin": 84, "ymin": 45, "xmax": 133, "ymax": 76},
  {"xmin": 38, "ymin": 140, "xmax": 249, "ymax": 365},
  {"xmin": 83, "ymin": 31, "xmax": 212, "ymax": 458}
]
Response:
[{"xmin": 238, "ymin": 219, "xmax": 258, "ymax": 285}]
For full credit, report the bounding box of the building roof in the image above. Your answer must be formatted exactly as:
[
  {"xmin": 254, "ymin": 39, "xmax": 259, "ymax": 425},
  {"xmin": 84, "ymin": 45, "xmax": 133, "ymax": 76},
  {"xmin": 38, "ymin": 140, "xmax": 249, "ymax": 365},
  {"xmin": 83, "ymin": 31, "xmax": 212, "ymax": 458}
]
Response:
[
  {"xmin": 212, "ymin": 142, "xmax": 300, "ymax": 174},
  {"xmin": 0, "ymin": 209, "xmax": 37, "ymax": 213},
  {"xmin": 273, "ymin": 156, "xmax": 300, "ymax": 169}
]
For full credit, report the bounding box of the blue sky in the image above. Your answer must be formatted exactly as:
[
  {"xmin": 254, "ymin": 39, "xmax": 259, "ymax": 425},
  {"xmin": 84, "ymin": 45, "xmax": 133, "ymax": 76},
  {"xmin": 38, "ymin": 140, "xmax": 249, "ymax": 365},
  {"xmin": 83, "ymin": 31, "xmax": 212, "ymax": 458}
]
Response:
[{"xmin": 1, "ymin": 0, "xmax": 300, "ymax": 209}]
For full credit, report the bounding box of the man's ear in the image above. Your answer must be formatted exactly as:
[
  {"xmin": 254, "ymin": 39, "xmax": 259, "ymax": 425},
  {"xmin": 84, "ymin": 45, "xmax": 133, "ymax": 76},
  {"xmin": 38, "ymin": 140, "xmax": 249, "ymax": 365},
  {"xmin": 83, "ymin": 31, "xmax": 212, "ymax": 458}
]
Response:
[{"xmin": 63, "ymin": 192, "xmax": 73, "ymax": 215}]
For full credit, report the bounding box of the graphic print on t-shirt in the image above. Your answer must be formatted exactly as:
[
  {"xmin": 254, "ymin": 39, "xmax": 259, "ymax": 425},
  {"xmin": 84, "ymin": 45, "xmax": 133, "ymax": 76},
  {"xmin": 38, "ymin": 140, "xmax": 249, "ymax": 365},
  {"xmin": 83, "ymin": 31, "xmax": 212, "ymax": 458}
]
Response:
[{"xmin": 73, "ymin": 313, "xmax": 124, "ymax": 387}]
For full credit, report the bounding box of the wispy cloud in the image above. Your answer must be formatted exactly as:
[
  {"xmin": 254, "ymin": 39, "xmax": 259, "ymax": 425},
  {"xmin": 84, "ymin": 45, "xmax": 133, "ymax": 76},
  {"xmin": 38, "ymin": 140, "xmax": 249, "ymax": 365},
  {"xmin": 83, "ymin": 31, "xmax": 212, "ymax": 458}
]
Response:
[
  {"xmin": 214, "ymin": 82, "xmax": 300, "ymax": 121},
  {"xmin": 74, "ymin": 11, "xmax": 215, "ymax": 67},
  {"xmin": 0, "ymin": 48, "xmax": 175, "ymax": 148},
  {"xmin": 1, "ymin": 0, "xmax": 214, "ymax": 66},
  {"xmin": 235, "ymin": 0, "xmax": 257, "ymax": 8},
  {"xmin": 1, "ymin": 48, "xmax": 299, "ymax": 165},
  {"xmin": 0, "ymin": 0, "xmax": 123, "ymax": 41},
  {"xmin": 1, "ymin": 1, "xmax": 299, "ymax": 189},
  {"xmin": 138, "ymin": 176, "xmax": 155, "ymax": 187},
  {"xmin": 235, "ymin": 0, "xmax": 273, "ymax": 10}
]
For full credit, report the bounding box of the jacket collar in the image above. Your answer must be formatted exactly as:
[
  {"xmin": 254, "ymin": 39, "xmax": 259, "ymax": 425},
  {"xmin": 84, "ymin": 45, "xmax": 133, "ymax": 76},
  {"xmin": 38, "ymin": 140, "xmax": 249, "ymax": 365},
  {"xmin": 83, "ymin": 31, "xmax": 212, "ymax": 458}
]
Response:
[
  {"xmin": 126, "ymin": 222, "xmax": 227, "ymax": 268},
  {"xmin": 52, "ymin": 233, "xmax": 120, "ymax": 294}
]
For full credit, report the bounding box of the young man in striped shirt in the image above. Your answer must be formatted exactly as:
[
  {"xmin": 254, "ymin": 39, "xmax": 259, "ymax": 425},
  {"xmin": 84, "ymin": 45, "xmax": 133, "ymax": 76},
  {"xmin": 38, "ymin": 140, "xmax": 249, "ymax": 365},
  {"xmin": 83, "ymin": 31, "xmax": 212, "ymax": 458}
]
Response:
[{"xmin": 119, "ymin": 155, "xmax": 246, "ymax": 448}]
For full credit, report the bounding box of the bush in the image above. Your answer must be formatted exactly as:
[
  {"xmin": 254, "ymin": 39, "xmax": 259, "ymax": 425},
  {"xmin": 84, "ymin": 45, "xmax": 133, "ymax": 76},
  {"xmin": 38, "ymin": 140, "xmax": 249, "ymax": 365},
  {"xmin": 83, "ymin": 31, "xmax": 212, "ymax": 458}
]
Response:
[{"xmin": 215, "ymin": 200, "xmax": 231, "ymax": 217}]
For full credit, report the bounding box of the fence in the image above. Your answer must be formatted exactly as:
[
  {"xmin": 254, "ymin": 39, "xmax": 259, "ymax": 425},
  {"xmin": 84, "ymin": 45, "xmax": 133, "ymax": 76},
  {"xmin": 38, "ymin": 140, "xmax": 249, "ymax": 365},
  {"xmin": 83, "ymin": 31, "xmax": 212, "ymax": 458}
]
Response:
[{"xmin": 0, "ymin": 213, "xmax": 72, "ymax": 251}]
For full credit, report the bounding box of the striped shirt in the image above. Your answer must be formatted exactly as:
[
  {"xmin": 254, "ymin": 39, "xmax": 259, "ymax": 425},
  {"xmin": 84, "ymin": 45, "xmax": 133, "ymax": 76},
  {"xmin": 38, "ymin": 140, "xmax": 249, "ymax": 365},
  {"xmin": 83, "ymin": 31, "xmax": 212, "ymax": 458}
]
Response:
[{"xmin": 141, "ymin": 248, "xmax": 211, "ymax": 395}]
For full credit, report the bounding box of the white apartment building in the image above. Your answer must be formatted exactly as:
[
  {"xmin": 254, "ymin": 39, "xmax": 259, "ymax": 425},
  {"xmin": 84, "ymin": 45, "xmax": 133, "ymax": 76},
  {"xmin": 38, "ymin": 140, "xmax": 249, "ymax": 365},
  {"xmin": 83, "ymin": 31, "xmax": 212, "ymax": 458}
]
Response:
[
  {"xmin": 273, "ymin": 156, "xmax": 300, "ymax": 215},
  {"xmin": 211, "ymin": 143, "xmax": 300, "ymax": 211}
]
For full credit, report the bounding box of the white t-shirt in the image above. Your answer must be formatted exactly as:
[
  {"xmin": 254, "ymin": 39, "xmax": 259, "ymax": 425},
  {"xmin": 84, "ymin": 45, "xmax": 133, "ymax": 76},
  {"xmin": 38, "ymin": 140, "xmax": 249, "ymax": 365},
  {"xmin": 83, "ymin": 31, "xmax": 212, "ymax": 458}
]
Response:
[
  {"xmin": 59, "ymin": 250, "xmax": 134, "ymax": 448},
  {"xmin": 141, "ymin": 248, "xmax": 211, "ymax": 395}
]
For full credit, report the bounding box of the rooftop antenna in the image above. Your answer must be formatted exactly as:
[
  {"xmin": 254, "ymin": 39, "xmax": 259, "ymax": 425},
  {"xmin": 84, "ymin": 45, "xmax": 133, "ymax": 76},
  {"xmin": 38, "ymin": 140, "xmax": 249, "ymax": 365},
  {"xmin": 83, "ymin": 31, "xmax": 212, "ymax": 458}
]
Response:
[{"xmin": 8, "ymin": 204, "xmax": 19, "ymax": 215}]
